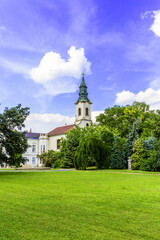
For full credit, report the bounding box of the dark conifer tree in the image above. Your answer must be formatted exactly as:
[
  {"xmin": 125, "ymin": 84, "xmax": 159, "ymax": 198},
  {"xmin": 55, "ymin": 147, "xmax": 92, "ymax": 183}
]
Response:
[{"xmin": 110, "ymin": 136, "xmax": 126, "ymax": 169}]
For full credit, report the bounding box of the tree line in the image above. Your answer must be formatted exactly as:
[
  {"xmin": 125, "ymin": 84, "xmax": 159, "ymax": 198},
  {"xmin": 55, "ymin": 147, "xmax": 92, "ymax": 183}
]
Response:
[
  {"xmin": 40, "ymin": 102, "xmax": 160, "ymax": 171},
  {"xmin": 1, "ymin": 101, "xmax": 160, "ymax": 171}
]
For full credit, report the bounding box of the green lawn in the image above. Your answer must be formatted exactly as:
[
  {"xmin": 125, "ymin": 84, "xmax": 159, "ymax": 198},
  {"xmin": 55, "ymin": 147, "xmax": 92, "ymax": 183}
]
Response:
[
  {"xmin": 0, "ymin": 168, "xmax": 14, "ymax": 170},
  {"xmin": 0, "ymin": 171, "xmax": 160, "ymax": 240}
]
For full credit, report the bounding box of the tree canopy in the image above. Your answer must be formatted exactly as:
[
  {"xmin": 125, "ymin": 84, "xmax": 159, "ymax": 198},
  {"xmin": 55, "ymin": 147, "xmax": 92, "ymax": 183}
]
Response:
[
  {"xmin": 0, "ymin": 104, "xmax": 30, "ymax": 167},
  {"xmin": 52, "ymin": 102, "xmax": 160, "ymax": 172},
  {"xmin": 96, "ymin": 102, "xmax": 159, "ymax": 138}
]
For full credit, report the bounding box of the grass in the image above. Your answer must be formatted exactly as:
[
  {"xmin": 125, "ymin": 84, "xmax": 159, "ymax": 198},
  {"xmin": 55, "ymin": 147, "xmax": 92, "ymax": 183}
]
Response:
[
  {"xmin": 0, "ymin": 170, "xmax": 160, "ymax": 239},
  {"xmin": 0, "ymin": 168, "xmax": 15, "ymax": 170}
]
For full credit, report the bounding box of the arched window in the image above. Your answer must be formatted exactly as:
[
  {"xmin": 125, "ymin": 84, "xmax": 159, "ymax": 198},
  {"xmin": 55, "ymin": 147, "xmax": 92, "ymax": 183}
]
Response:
[
  {"xmin": 86, "ymin": 123, "xmax": 89, "ymax": 127},
  {"xmin": 32, "ymin": 144, "xmax": 36, "ymax": 153},
  {"xmin": 86, "ymin": 108, "xmax": 89, "ymax": 116},
  {"xmin": 57, "ymin": 139, "xmax": 61, "ymax": 149},
  {"xmin": 78, "ymin": 108, "xmax": 81, "ymax": 116}
]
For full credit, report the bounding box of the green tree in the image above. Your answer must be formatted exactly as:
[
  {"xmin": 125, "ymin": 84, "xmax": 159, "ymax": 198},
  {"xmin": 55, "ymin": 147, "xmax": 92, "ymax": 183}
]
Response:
[
  {"xmin": 74, "ymin": 125, "xmax": 113, "ymax": 170},
  {"xmin": 96, "ymin": 102, "xmax": 157, "ymax": 139},
  {"xmin": 5, "ymin": 130, "xmax": 29, "ymax": 167},
  {"xmin": 60, "ymin": 126, "xmax": 83, "ymax": 168},
  {"xmin": 110, "ymin": 136, "xmax": 126, "ymax": 169},
  {"xmin": 130, "ymin": 138, "xmax": 144, "ymax": 170},
  {"xmin": 0, "ymin": 104, "xmax": 30, "ymax": 167},
  {"xmin": 125, "ymin": 118, "xmax": 140, "ymax": 158},
  {"xmin": 140, "ymin": 137, "xmax": 157, "ymax": 171},
  {"xmin": 154, "ymin": 139, "xmax": 160, "ymax": 171}
]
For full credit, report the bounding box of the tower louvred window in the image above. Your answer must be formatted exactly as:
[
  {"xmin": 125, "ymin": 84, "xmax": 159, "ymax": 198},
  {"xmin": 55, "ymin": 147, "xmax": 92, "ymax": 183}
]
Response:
[
  {"xmin": 78, "ymin": 108, "xmax": 81, "ymax": 116},
  {"xmin": 86, "ymin": 108, "xmax": 89, "ymax": 116}
]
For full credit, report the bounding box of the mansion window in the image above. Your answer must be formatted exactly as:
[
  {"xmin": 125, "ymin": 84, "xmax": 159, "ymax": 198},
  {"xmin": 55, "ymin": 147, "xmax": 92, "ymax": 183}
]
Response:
[
  {"xmin": 32, "ymin": 145, "xmax": 36, "ymax": 153},
  {"xmin": 43, "ymin": 145, "xmax": 45, "ymax": 152},
  {"xmin": 86, "ymin": 123, "xmax": 89, "ymax": 127},
  {"xmin": 78, "ymin": 108, "xmax": 81, "ymax": 116},
  {"xmin": 24, "ymin": 157, "xmax": 29, "ymax": 164},
  {"xmin": 41, "ymin": 145, "xmax": 46, "ymax": 152},
  {"xmin": 86, "ymin": 108, "xmax": 89, "ymax": 116},
  {"xmin": 57, "ymin": 139, "xmax": 61, "ymax": 149},
  {"xmin": 32, "ymin": 157, "xmax": 36, "ymax": 165}
]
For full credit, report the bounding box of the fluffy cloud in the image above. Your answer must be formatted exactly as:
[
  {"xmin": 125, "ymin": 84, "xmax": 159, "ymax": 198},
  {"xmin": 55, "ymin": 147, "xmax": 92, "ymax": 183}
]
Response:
[
  {"xmin": 150, "ymin": 10, "xmax": 160, "ymax": 37},
  {"xmin": 25, "ymin": 113, "xmax": 75, "ymax": 133},
  {"xmin": 30, "ymin": 46, "xmax": 91, "ymax": 96},
  {"xmin": 115, "ymin": 91, "xmax": 135, "ymax": 105},
  {"xmin": 24, "ymin": 111, "xmax": 103, "ymax": 133},
  {"xmin": 115, "ymin": 88, "xmax": 160, "ymax": 110},
  {"xmin": 141, "ymin": 10, "xmax": 160, "ymax": 37}
]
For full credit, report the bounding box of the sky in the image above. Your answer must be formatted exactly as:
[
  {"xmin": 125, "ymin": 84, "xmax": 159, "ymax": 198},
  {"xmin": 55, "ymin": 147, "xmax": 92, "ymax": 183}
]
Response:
[{"xmin": 0, "ymin": 0, "xmax": 160, "ymax": 132}]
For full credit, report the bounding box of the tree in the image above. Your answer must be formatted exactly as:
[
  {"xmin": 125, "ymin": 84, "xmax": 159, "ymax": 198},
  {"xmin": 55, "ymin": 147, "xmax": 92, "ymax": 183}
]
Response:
[
  {"xmin": 60, "ymin": 126, "xmax": 83, "ymax": 168},
  {"xmin": 125, "ymin": 118, "xmax": 140, "ymax": 158},
  {"xmin": 96, "ymin": 102, "xmax": 157, "ymax": 139},
  {"xmin": 0, "ymin": 104, "xmax": 30, "ymax": 167},
  {"xmin": 110, "ymin": 136, "xmax": 126, "ymax": 169},
  {"xmin": 74, "ymin": 125, "xmax": 114, "ymax": 170},
  {"xmin": 153, "ymin": 139, "xmax": 160, "ymax": 171},
  {"xmin": 140, "ymin": 137, "xmax": 157, "ymax": 171},
  {"xmin": 130, "ymin": 138, "xmax": 144, "ymax": 170}
]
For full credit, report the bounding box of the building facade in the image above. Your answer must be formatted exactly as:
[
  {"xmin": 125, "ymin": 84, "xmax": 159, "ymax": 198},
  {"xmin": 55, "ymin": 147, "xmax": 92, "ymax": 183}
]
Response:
[{"xmin": 22, "ymin": 74, "xmax": 92, "ymax": 168}]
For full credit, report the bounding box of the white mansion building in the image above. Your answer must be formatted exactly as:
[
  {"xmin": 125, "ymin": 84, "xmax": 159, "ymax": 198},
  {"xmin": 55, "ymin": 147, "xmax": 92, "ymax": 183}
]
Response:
[{"xmin": 23, "ymin": 74, "xmax": 92, "ymax": 167}]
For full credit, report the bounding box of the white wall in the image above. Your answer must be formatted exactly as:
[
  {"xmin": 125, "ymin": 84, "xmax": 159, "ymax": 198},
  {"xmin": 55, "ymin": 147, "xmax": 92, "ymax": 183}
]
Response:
[
  {"xmin": 48, "ymin": 134, "xmax": 66, "ymax": 151},
  {"xmin": 75, "ymin": 101, "xmax": 92, "ymax": 127},
  {"xmin": 22, "ymin": 133, "xmax": 65, "ymax": 168},
  {"xmin": 23, "ymin": 139, "xmax": 41, "ymax": 167},
  {"xmin": 39, "ymin": 134, "xmax": 49, "ymax": 154}
]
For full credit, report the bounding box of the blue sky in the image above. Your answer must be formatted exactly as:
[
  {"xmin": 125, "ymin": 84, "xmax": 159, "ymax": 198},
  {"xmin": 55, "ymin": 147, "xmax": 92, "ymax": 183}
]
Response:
[{"xmin": 0, "ymin": 0, "xmax": 160, "ymax": 132}]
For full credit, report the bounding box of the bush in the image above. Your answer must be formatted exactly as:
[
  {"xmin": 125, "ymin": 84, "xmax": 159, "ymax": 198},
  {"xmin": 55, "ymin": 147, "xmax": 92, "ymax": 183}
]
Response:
[
  {"xmin": 52, "ymin": 159, "xmax": 62, "ymax": 169},
  {"xmin": 37, "ymin": 150, "xmax": 55, "ymax": 167}
]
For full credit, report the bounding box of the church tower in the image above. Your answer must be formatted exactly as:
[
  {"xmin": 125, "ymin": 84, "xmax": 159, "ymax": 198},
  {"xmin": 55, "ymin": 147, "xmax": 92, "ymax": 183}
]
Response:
[{"xmin": 75, "ymin": 73, "xmax": 92, "ymax": 128}]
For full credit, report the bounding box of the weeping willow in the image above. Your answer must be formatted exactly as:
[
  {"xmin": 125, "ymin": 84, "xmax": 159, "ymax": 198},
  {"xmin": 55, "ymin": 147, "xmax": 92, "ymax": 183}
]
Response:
[{"xmin": 74, "ymin": 127, "xmax": 113, "ymax": 170}]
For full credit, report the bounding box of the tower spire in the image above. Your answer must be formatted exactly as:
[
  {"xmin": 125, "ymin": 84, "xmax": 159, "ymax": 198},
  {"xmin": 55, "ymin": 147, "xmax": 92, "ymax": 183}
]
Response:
[
  {"xmin": 75, "ymin": 74, "xmax": 92, "ymax": 128},
  {"xmin": 75, "ymin": 73, "xmax": 91, "ymax": 104}
]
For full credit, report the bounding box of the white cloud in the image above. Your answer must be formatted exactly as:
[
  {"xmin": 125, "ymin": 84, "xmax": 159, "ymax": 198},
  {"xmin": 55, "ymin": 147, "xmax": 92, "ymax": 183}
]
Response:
[
  {"xmin": 115, "ymin": 88, "xmax": 160, "ymax": 110},
  {"xmin": 141, "ymin": 11, "xmax": 153, "ymax": 20},
  {"xmin": 24, "ymin": 111, "xmax": 103, "ymax": 133},
  {"xmin": 30, "ymin": 46, "xmax": 91, "ymax": 96},
  {"xmin": 25, "ymin": 113, "xmax": 75, "ymax": 133},
  {"xmin": 116, "ymin": 91, "xmax": 135, "ymax": 105},
  {"xmin": 141, "ymin": 10, "xmax": 160, "ymax": 37},
  {"xmin": 150, "ymin": 10, "xmax": 160, "ymax": 37}
]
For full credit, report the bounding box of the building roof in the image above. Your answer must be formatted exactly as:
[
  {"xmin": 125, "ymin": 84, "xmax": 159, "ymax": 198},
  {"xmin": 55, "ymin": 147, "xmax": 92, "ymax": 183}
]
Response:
[
  {"xmin": 48, "ymin": 124, "xmax": 75, "ymax": 136},
  {"xmin": 25, "ymin": 132, "xmax": 41, "ymax": 139}
]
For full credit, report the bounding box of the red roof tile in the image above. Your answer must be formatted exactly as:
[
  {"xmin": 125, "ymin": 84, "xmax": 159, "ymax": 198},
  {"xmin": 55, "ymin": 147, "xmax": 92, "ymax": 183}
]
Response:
[{"xmin": 48, "ymin": 124, "xmax": 75, "ymax": 136}]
